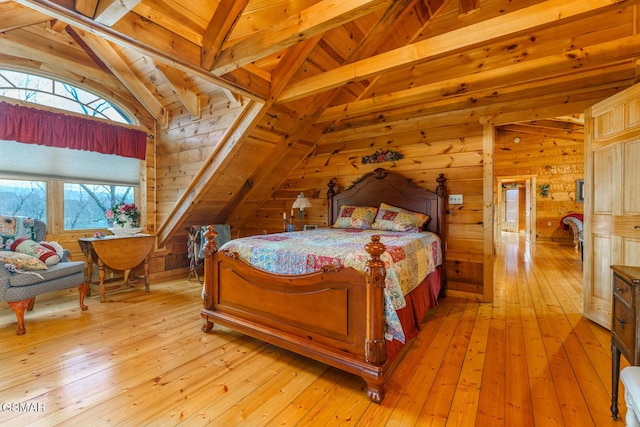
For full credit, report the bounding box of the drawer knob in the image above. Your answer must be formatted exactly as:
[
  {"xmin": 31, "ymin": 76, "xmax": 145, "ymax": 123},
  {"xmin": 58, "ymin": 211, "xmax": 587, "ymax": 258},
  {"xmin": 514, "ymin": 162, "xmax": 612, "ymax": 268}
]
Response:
[
  {"xmin": 615, "ymin": 316, "xmax": 627, "ymax": 330},
  {"xmin": 616, "ymin": 287, "xmax": 624, "ymax": 293}
]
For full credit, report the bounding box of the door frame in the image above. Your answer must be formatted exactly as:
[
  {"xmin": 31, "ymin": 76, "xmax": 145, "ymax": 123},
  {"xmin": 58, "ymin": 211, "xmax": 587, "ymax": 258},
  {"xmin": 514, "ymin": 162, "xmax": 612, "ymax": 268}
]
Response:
[{"xmin": 496, "ymin": 175, "xmax": 537, "ymax": 244}]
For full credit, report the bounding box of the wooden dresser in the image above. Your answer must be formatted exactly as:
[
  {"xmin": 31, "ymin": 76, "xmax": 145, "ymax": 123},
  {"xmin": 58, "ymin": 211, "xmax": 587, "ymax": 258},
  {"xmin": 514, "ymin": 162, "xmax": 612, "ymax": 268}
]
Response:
[{"xmin": 611, "ymin": 265, "xmax": 640, "ymax": 420}]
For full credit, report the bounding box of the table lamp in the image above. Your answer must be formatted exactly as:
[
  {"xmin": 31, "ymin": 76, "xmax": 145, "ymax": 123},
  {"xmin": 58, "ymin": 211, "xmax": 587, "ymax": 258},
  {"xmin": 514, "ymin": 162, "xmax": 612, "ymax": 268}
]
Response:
[{"xmin": 292, "ymin": 193, "xmax": 312, "ymax": 230}]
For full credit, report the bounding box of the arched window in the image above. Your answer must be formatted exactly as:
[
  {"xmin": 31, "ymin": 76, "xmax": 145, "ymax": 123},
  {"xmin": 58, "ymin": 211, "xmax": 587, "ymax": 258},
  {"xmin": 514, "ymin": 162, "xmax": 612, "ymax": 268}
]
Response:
[
  {"xmin": 0, "ymin": 69, "xmax": 142, "ymax": 232},
  {"xmin": 0, "ymin": 69, "xmax": 133, "ymax": 124}
]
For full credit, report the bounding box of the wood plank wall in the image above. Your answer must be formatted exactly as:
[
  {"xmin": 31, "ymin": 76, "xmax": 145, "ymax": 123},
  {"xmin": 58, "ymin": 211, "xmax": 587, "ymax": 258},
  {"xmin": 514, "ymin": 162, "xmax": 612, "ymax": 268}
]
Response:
[
  {"xmin": 494, "ymin": 128, "xmax": 584, "ymax": 243},
  {"xmin": 149, "ymin": 97, "xmax": 247, "ymax": 273},
  {"xmin": 248, "ymin": 123, "xmax": 487, "ymax": 297}
]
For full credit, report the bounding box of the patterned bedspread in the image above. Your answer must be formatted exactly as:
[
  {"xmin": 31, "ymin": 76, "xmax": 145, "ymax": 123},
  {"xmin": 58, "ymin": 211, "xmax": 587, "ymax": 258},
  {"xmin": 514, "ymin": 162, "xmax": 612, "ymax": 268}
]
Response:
[{"xmin": 219, "ymin": 228, "xmax": 442, "ymax": 343}]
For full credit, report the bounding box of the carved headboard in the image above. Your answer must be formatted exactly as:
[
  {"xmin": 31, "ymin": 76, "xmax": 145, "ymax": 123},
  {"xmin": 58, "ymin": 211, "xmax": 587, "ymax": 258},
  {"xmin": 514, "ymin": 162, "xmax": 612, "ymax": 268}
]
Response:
[{"xmin": 327, "ymin": 168, "xmax": 447, "ymax": 237}]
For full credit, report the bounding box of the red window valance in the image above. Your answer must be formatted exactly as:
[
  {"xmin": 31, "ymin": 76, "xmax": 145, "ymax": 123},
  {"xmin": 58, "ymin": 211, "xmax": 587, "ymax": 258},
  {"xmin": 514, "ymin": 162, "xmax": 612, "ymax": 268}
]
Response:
[{"xmin": 0, "ymin": 101, "xmax": 147, "ymax": 160}]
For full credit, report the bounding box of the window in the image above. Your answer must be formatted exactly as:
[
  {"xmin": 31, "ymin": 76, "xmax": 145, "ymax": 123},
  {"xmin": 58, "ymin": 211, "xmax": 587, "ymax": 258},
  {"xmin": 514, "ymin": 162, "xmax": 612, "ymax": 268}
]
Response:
[
  {"xmin": 64, "ymin": 183, "xmax": 136, "ymax": 230},
  {"xmin": 0, "ymin": 69, "xmax": 141, "ymax": 233},
  {"xmin": 0, "ymin": 69, "xmax": 133, "ymax": 123},
  {"xmin": 0, "ymin": 179, "xmax": 46, "ymax": 220},
  {"xmin": 0, "ymin": 178, "xmax": 137, "ymax": 232}
]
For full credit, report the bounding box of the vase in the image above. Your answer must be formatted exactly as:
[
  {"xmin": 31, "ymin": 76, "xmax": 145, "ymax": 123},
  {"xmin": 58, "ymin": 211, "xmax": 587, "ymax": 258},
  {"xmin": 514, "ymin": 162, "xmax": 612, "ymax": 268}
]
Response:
[{"xmin": 108, "ymin": 220, "xmax": 141, "ymax": 236}]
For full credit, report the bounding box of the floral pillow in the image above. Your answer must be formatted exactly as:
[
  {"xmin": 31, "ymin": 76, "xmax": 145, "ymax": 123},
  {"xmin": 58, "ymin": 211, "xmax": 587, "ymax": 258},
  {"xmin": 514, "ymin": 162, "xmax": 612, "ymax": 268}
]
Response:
[
  {"xmin": 0, "ymin": 251, "xmax": 48, "ymax": 270},
  {"xmin": 11, "ymin": 238, "xmax": 61, "ymax": 266},
  {"xmin": 333, "ymin": 205, "xmax": 378, "ymax": 229},
  {"xmin": 371, "ymin": 203, "xmax": 430, "ymax": 232}
]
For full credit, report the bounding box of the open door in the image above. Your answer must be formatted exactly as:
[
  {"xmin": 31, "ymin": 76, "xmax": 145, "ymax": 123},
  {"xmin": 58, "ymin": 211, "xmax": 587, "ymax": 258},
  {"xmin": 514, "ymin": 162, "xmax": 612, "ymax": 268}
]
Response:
[{"xmin": 584, "ymin": 84, "xmax": 640, "ymax": 329}]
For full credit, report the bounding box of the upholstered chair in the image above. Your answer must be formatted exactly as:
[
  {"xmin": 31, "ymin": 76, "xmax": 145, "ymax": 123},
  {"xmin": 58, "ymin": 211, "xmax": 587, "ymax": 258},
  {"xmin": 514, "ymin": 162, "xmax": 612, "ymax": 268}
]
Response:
[{"xmin": 0, "ymin": 216, "xmax": 87, "ymax": 335}]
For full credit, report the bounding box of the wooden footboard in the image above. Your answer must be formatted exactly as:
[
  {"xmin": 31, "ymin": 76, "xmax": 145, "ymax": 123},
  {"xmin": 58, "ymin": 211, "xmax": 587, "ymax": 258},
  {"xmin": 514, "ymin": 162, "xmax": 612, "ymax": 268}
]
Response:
[{"xmin": 200, "ymin": 226, "xmax": 391, "ymax": 402}]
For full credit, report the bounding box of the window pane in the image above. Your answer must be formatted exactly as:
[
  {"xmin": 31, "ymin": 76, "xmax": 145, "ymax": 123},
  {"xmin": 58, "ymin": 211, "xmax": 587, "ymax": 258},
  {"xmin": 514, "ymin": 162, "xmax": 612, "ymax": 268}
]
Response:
[
  {"xmin": 0, "ymin": 70, "xmax": 53, "ymax": 91},
  {"xmin": 0, "ymin": 69, "xmax": 133, "ymax": 124},
  {"xmin": 0, "ymin": 179, "xmax": 46, "ymax": 220},
  {"xmin": 64, "ymin": 183, "xmax": 136, "ymax": 230}
]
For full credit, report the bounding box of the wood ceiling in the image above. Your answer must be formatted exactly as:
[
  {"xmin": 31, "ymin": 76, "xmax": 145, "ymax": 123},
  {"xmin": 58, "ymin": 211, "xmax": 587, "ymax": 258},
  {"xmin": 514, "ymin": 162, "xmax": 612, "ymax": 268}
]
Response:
[{"xmin": 1, "ymin": 0, "xmax": 638, "ymax": 244}]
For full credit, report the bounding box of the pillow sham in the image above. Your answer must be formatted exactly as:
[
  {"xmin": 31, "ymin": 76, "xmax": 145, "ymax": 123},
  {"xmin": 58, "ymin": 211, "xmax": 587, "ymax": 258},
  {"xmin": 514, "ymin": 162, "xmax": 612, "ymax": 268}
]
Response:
[
  {"xmin": 371, "ymin": 203, "xmax": 430, "ymax": 232},
  {"xmin": 333, "ymin": 205, "xmax": 378, "ymax": 229},
  {"xmin": 11, "ymin": 238, "xmax": 61, "ymax": 266},
  {"xmin": 0, "ymin": 251, "xmax": 48, "ymax": 270}
]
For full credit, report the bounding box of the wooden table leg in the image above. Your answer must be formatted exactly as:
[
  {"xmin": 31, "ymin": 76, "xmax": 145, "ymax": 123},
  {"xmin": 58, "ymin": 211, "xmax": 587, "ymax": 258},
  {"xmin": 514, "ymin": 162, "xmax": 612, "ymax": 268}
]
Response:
[
  {"xmin": 612, "ymin": 343, "xmax": 621, "ymax": 420},
  {"xmin": 81, "ymin": 243, "xmax": 94, "ymax": 297},
  {"xmin": 143, "ymin": 258, "xmax": 150, "ymax": 292},
  {"xmin": 98, "ymin": 259, "xmax": 106, "ymax": 303}
]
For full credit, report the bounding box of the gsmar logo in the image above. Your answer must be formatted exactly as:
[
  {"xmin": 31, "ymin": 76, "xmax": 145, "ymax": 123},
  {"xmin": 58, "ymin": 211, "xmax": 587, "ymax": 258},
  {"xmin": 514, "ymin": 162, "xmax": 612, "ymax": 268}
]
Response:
[{"xmin": 1, "ymin": 401, "xmax": 45, "ymax": 412}]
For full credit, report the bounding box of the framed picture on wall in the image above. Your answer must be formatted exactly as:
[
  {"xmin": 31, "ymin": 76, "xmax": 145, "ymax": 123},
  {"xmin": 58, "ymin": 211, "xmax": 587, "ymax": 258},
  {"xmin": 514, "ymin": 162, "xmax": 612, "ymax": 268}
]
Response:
[{"xmin": 576, "ymin": 179, "xmax": 585, "ymax": 203}]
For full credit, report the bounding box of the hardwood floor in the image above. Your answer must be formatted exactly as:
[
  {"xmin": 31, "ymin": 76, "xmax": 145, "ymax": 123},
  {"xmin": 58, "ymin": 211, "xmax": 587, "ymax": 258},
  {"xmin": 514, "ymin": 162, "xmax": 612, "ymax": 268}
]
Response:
[{"xmin": 0, "ymin": 234, "xmax": 624, "ymax": 426}]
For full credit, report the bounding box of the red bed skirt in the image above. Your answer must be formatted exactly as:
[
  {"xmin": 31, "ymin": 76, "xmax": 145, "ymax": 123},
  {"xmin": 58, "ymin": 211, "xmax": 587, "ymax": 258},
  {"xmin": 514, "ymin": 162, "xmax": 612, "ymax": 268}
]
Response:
[{"xmin": 386, "ymin": 266, "xmax": 442, "ymax": 361}]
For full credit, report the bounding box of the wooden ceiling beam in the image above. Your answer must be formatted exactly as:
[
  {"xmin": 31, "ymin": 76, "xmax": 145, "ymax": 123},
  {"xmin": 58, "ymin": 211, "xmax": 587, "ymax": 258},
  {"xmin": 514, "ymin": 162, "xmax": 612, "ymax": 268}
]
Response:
[
  {"xmin": 318, "ymin": 34, "xmax": 640, "ymax": 124},
  {"xmin": 211, "ymin": 0, "xmax": 394, "ymax": 76},
  {"xmin": 270, "ymin": 35, "xmax": 324, "ymax": 99},
  {"xmin": 0, "ymin": 2, "xmax": 51, "ymax": 31},
  {"xmin": 73, "ymin": 28, "xmax": 167, "ymax": 124},
  {"xmin": 332, "ymin": 0, "xmax": 446, "ymax": 114},
  {"xmin": 318, "ymin": 64, "xmax": 633, "ymax": 141},
  {"xmin": 278, "ymin": 0, "xmax": 638, "ymax": 102},
  {"xmin": 155, "ymin": 62, "xmax": 200, "ymax": 118},
  {"xmin": 94, "ymin": 0, "xmax": 141, "ymax": 26},
  {"xmin": 220, "ymin": 87, "xmax": 243, "ymax": 108},
  {"xmin": 0, "ymin": 31, "xmax": 113, "ymax": 85},
  {"xmin": 74, "ymin": 0, "xmax": 98, "ymax": 18},
  {"xmin": 201, "ymin": 0, "xmax": 248, "ymax": 71},
  {"xmin": 14, "ymin": 0, "xmax": 267, "ymax": 100},
  {"xmin": 459, "ymin": 0, "xmax": 479, "ymax": 16}
]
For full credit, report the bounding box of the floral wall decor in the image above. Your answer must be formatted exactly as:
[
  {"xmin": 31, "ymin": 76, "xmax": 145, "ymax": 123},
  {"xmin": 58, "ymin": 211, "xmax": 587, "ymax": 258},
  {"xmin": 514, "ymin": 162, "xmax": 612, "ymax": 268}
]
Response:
[
  {"xmin": 361, "ymin": 149, "xmax": 404, "ymax": 164},
  {"xmin": 539, "ymin": 183, "xmax": 550, "ymax": 197}
]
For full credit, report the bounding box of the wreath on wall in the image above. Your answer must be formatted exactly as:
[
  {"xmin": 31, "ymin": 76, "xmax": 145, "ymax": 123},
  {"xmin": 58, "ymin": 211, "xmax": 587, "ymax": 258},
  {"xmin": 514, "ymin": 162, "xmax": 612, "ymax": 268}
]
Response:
[
  {"xmin": 361, "ymin": 149, "xmax": 404, "ymax": 164},
  {"xmin": 540, "ymin": 184, "xmax": 550, "ymax": 197}
]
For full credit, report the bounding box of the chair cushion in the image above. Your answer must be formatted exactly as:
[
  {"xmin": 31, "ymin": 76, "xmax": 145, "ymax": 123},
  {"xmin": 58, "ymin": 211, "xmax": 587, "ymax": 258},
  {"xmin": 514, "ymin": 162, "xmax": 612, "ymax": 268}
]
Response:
[
  {"xmin": 0, "ymin": 251, "xmax": 48, "ymax": 270},
  {"xmin": 8, "ymin": 261, "xmax": 85, "ymax": 287}
]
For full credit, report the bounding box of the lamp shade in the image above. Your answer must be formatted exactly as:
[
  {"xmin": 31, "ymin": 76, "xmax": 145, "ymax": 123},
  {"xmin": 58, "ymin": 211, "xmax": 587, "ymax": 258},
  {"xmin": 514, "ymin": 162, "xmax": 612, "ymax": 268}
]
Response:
[{"xmin": 292, "ymin": 193, "xmax": 312, "ymax": 210}]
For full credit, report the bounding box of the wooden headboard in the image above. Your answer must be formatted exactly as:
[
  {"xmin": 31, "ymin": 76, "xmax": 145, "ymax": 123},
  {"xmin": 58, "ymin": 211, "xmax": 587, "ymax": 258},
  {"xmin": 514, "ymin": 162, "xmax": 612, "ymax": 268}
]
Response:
[{"xmin": 327, "ymin": 168, "xmax": 447, "ymax": 238}]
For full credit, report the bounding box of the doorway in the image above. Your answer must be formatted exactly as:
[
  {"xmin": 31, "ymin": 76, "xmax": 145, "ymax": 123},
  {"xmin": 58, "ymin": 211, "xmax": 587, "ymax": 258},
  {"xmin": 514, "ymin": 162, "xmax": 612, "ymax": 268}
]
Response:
[{"xmin": 496, "ymin": 175, "xmax": 536, "ymax": 244}]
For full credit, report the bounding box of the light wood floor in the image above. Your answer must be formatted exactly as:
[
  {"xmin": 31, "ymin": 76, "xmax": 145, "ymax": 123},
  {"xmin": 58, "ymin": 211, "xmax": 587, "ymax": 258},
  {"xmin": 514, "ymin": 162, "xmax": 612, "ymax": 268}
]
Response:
[{"xmin": 0, "ymin": 234, "xmax": 625, "ymax": 426}]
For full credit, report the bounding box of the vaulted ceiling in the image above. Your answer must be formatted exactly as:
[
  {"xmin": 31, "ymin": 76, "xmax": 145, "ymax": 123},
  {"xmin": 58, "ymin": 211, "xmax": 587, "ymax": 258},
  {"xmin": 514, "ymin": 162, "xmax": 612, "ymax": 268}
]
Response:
[{"xmin": 1, "ymin": 0, "xmax": 638, "ymax": 245}]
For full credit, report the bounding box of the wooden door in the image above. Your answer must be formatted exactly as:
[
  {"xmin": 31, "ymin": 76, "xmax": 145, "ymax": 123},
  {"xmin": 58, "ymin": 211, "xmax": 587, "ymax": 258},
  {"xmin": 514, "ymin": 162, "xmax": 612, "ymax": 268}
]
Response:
[
  {"xmin": 503, "ymin": 188, "xmax": 518, "ymax": 232},
  {"xmin": 584, "ymin": 84, "xmax": 640, "ymax": 329}
]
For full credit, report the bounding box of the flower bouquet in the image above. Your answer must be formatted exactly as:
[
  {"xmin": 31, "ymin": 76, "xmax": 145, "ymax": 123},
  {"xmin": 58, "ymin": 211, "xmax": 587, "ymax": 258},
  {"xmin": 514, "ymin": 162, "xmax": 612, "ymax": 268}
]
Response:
[{"xmin": 105, "ymin": 203, "xmax": 141, "ymax": 235}]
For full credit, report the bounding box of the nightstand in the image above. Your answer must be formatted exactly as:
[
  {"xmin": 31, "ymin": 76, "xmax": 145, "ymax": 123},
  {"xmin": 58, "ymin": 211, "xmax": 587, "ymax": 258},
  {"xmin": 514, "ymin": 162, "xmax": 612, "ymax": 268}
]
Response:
[{"xmin": 611, "ymin": 265, "xmax": 640, "ymax": 420}]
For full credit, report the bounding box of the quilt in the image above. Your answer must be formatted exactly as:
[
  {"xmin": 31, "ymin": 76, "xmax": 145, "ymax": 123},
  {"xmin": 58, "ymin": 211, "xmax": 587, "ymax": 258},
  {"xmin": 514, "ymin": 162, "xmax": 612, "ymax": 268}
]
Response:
[{"xmin": 219, "ymin": 228, "xmax": 442, "ymax": 342}]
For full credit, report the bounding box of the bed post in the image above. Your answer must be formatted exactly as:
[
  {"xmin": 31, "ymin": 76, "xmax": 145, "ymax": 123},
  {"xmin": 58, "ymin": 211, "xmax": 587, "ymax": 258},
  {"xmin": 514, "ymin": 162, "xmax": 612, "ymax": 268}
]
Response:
[
  {"xmin": 436, "ymin": 173, "xmax": 448, "ymax": 297},
  {"xmin": 363, "ymin": 235, "xmax": 387, "ymax": 402},
  {"xmin": 201, "ymin": 225, "xmax": 218, "ymax": 332},
  {"xmin": 327, "ymin": 178, "xmax": 336, "ymax": 226}
]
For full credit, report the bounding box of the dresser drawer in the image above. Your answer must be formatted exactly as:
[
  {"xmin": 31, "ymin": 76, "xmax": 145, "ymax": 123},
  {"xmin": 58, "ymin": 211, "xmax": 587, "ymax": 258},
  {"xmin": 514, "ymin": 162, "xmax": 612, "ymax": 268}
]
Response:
[
  {"xmin": 613, "ymin": 298, "xmax": 636, "ymax": 353},
  {"xmin": 614, "ymin": 274, "xmax": 633, "ymax": 307}
]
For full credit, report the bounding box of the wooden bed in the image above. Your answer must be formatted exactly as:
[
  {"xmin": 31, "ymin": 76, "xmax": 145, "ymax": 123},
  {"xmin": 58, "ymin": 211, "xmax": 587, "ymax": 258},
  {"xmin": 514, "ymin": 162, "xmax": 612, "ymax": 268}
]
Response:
[{"xmin": 200, "ymin": 168, "xmax": 447, "ymax": 402}]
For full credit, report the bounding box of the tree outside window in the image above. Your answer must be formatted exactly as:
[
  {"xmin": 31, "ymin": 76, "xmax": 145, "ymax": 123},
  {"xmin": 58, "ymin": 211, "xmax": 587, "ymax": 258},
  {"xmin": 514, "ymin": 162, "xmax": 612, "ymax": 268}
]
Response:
[
  {"xmin": 64, "ymin": 183, "xmax": 136, "ymax": 230},
  {"xmin": 0, "ymin": 179, "xmax": 46, "ymax": 220}
]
